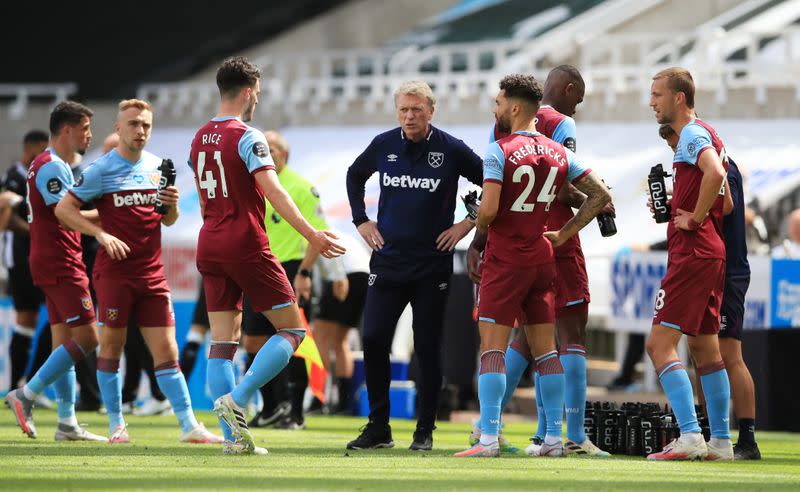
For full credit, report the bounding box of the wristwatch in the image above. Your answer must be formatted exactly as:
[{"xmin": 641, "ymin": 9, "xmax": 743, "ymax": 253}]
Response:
[{"xmin": 298, "ymin": 268, "xmax": 312, "ymax": 278}]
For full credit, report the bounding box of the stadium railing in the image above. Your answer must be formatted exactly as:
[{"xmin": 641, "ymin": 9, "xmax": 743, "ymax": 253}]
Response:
[{"xmin": 0, "ymin": 83, "xmax": 78, "ymax": 120}]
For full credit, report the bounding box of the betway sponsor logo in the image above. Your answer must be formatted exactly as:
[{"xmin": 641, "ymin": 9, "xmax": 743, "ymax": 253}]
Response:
[
  {"xmin": 113, "ymin": 192, "xmax": 158, "ymax": 207},
  {"xmin": 382, "ymin": 174, "xmax": 441, "ymax": 192}
]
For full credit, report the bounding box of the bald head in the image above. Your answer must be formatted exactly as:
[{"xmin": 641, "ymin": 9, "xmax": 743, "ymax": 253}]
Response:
[
  {"xmin": 543, "ymin": 65, "xmax": 585, "ymax": 117},
  {"xmin": 789, "ymin": 209, "xmax": 800, "ymax": 243},
  {"xmin": 102, "ymin": 133, "xmax": 119, "ymax": 153},
  {"xmin": 264, "ymin": 130, "xmax": 289, "ymax": 172}
]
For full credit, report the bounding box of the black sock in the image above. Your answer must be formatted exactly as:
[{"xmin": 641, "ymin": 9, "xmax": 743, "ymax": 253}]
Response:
[
  {"xmin": 738, "ymin": 418, "xmax": 756, "ymax": 445},
  {"xmin": 180, "ymin": 341, "xmax": 201, "ymax": 378},
  {"xmin": 337, "ymin": 377, "xmax": 352, "ymax": 412},
  {"xmin": 8, "ymin": 332, "xmax": 32, "ymax": 390}
]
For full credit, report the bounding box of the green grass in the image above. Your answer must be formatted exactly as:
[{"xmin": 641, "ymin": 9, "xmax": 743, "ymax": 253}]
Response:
[{"xmin": 1, "ymin": 410, "xmax": 799, "ymax": 491}]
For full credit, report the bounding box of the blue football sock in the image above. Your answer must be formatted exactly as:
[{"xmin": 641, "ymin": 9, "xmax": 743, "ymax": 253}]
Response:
[
  {"xmin": 53, "ymin": 367, "xmax": 76, "ymax": 421},
  {"xmin": 561, "ymin": 345, "xmax": 587, "ymax": 443},
  {"xmin": 26, "ymin": 344, "xmax": 79, "ymax": 395},
  {"xmin": 534, "ymin": 371, "xmax": 547, "ymax": 440},
  {"xmin": 97, "ymin": 359, "xmax": 124, "ymax": 433},
  {"xmin": 478, "ymin": 350, "xmax": 506, "ymax": 440},
  {"xmin": 657, "ymin": 360, "xmax": 701, "ymax": 434},
  {"xmin": 231, "ymin": 330, "xmax": 304, "ymax": 408},
  {"xmin": 500, "ymin": 345, "xmax": 529, "ymax": 412},
  {"xmin": 208, "ymin": 351, "xmax": 237, "ymax": 441},
  {"xmin": 155, "ymin": 361, "xmax": 199, "ymax": 434},
  {"xmin": 536, "ymin": 351, "xmax": 565, "ymax": 439},
  {"xmin": 699, "ymin": 362, "xmax": 731, "ymax": 439}
]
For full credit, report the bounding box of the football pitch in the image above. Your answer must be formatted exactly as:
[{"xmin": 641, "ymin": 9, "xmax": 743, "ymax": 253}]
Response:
[{"xmin": 1, "ymin": 411, "xmax": 799, "ymax": 491}]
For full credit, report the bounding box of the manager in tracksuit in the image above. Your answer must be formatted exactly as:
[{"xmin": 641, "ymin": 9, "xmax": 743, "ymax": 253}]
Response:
[{"xmin": 345, "ymin": 80, "xmax": 483, "ymax": 451}]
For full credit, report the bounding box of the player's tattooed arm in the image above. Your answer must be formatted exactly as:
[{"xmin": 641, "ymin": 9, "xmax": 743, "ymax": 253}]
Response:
[
  {"xmin": 545, "ymin": 172, "xmax": 610, "ymax": 248},
  {"xmin": 557, "ymin": 182, "xmax": 586, "ymax": 209}
]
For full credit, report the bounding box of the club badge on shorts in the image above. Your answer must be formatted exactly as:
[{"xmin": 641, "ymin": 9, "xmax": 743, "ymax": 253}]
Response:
[
  {"xmin": 107, "ymin": 308, "xmax": 119, "ymax": 321},
  {"xmin": 368, "ymin": 274, "xmax": 377, "ymax": 286},
  {"xmin": 428, "ymin": 152, "xmax": 444, "ymax": 168},
  {"xmin": 81, "ymin": 297, "xmax": 93, "ymax": 311}
]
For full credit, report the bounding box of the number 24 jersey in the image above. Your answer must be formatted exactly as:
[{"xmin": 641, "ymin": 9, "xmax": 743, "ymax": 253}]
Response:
[
  {"xmin": 482, "ymin": 131, "xmax": 590, "ymax": 266},
  {"xmin": 189, "ymin": 116, "xmax": 276, "ymax": 263}
]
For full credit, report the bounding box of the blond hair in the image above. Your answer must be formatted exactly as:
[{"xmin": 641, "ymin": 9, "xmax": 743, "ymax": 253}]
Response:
[
  {"xmin": 118, "ymin": 98, "xmax": 152, "ymax": 112},
  {"xmin": 394, "ymin": 80, "xmax": 436, "ymax": 108},
  {"xmin": 653, "ymin": 67, "xmax": 695, "ymax": 108}
]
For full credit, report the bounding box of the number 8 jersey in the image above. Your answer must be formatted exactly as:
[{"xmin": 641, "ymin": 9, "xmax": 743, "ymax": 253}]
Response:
[
  {"xmin": 482, "ymin": 131, "xmax": 590, "ymax": 266},
  {"xmin": 189, "ymin": 117, "xmax": 276, "ymax": 263}
]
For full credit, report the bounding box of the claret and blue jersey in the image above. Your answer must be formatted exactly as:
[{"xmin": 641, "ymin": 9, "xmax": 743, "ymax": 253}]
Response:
[
  {"xmin": 70, "ymin": 149, "xmax": 168, "ymax": 278},
  {"xmin": 482, "ymin": 131, "xmax": 589, "ymax": 266},
  {"xmin": 346, "ymin": 125, "xmax": 483, "ymax": 279},
  {"xmin": 27, "ymin": 147, "xmax": 85, "ymax": 284},
  {"xmin": 669, "ymin": 118, "xmax": 728, "ymax": 259}
]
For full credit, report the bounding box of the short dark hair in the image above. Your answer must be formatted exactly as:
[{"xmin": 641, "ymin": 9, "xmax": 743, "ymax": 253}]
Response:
[
  {"xmin": 499, "ymin": 74, "xmax": 543, "ymax": 110},
  {"xmin": 23, "ymin": 129, "xmax": 49, "ymax": 145},
  {"xmin": 653, "ymin": 67, "xmax": 695, "ymax": 108},
  {"xmin": 49, "ymin": 101, "xmax": 93, "ymax": 135},
  {"xmin": 658, "ymin": 124, "xmax": 676, "ymax": 140},
  {"xmin": 216, "ymin": 56, "xmax": 261, "ymax": 98},
  {"xmin": 551, "ymin": 64, "xmax": 585, "ymax": 91}
]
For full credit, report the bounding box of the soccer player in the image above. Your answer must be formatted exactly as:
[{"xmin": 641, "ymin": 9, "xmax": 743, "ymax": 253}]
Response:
[
  {"xmin": 659, "ymin": 124, "xmax": 760, "ymax": 460},
  {"xmin": 5, "ymin": 101, "xmax": 106, "ymax": 441},
  {"xmin": 646, "ymin": 67, "xmax": 733, "ymax": 461},
  {"xmin": 189, "ymin": 56, "xmax": 343, "ymax": 455},
  {"xmin": 345, "ymin": 80, "xmax": 483, "ymax": 451},
  {"xmin": 455, "ymin": 74, "xmax": 610, "ymax": 457},
  {"xmin": 472, "ymin": 65, "xmax": 612, "ymax": 457},
  {"xmin": 55, "ymin": 99, "xmax": 221, "ymax": 445}
]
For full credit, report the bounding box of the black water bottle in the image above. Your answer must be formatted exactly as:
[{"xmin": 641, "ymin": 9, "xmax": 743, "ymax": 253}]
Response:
[
  {"xmin": 155, "ymin": 158, "xmax": 176, "ymax": 215},
  {"xmin": 596, "ymin": 180, "xmax": 617, "ymax": 236},
  {"xmin": 648, "ymin": 164, "xmax": 671, "ymax": 223}
]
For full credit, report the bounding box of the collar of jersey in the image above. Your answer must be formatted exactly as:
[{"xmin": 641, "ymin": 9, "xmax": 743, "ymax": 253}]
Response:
[
  {"xmin": 110, "ymin": 148, "xmax": 144, "ymax": 166},
  {"xmin": 211, "ymin": 116, "xmax": 239, "ymax": 122},
  {"xmin": 45, "ymin": 147, "xmax": 64, "ymax": 163},
  {"xmin": 400, "ymin": 126, "xmax": 434, "ymax": 141},
  {"xmin": 513, "ymin": 131, "xmax": 541, "ymax": 137}
]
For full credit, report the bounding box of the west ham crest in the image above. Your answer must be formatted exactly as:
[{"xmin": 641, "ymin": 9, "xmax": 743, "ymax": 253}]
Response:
[
  {"xmin": 81, "ymin": 297, "xmax": 93, "ymax": 311},
  {"xmin": 428, "ymin": 152, "xmax": 444, "ymax": 168},
  {"xmin": 107, "ymin": 308, "xmax": 119, "ymax": 321}
]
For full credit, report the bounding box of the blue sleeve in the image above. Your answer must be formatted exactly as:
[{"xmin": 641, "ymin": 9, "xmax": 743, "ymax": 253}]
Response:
[
  {"xmin": 676, "ymin": 124, "xmax": 713, "ymax": 166},
  {"xmin": 483, "ymin": 142, "xmax": 505, "ymax": 182},
  {"xmin": 566, "ymin": 148, "xmax": 590, "ymax": 182},
  {"xmin": 346, "ymin": 138, "xmax": 379, "ymax": 226},
  {"xmin": 551, "ymin": 117, "xmax": 577, "ymax": 152},
  {"xmin": 456, "ymin": 139, "xmax": 484, "ymax": 186},
  {"xmin": 35, "ymin": 161, "xmax": 74, "ymax": 205},
  {"xmin": 237, "ymin": 128, "xmax": 275, "ymax": 174},
  {"xmin": 489, "ymin": 126, "xmax": 498, "ymax": 143},
  {"xmin": 69, "ymin": 164, "xmax": 104, "ymax": 203}
]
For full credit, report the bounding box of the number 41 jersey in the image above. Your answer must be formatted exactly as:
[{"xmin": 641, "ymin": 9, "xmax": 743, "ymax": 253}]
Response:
[
  {"xmin": 189, "ymin": 116, "xmax": 276, "ymax": 263},
  {"xmin": 482, "ymin": 131, "xmax": 590, "ymax": 266}
]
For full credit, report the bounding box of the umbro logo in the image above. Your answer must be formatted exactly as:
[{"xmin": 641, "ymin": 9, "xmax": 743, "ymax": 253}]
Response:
[{"xmin": 387, "ymin": 154, "xmax": 398, "ymax": 162}]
